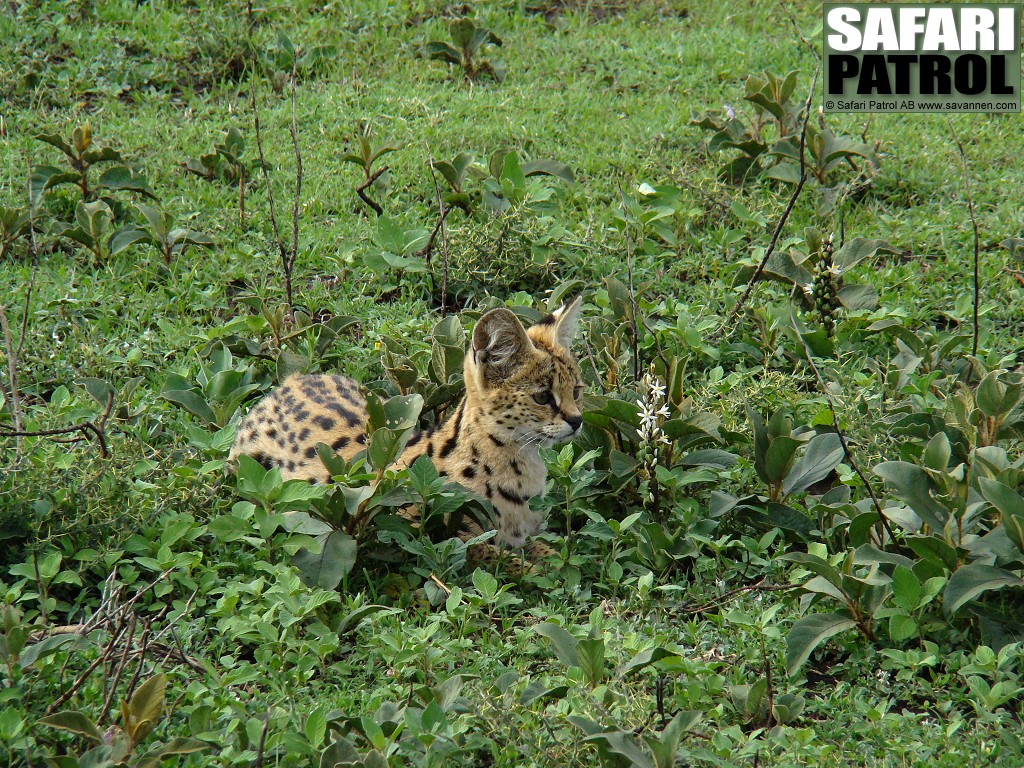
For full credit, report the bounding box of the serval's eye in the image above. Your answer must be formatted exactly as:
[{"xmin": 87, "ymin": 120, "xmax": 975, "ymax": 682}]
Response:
[
  {"xmin": 533, "ymin": 391, "xmax": 555, "ymax": 406},
  {"xmin": 573, "ymin": 384, "xmax": 584, "ymax": 400}
]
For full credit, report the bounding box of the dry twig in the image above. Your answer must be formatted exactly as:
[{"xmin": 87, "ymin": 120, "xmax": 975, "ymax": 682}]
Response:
[
  {"xmin": 787, "ymin": 299, "xmax": 897, "ymax": 545},
  {"xmin": 947, "ymin": 119, "xmax": 981, "ymax": 356},
  {"xmin": 0, "ymin": 390, "xmax": 113, "ymax": 459},
  {"xmin": 710, "ymin": 63, "xmax": 819, "ymax": 343},
  {"xmin": 356, "ymin": 166, "xmax": 387, "ymax": 216}
]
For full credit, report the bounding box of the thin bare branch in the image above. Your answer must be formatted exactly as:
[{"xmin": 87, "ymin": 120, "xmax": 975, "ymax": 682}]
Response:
[
  {"xmin": 0, "ymin": 390, "xmax": 113, "ymax": 459},
  {"xmin": 710, "ymin": 63, "xmax": 818, "ymax": 343},
  {"xmin": 422, "ymin": 142, "xmax": 452, "ymax": 312},
  {"xmin": 0, "ymin": 304, "xmax": 23, "ymax": 456},
  {"xmin": 356, "ymin": 166, "xmax": 387, "ymax": 216},
  {"xmin": 947, "ymin": 119, "xmax": 981, "ymax": 356},
  {"xmin": 250, "ymin": 58, "xmax": 291, "ymax": 312},
  {"xmin": 678, "ymin": 579, "xmax": 797, "ymax": 616},
  {"xmin": 286, "ymin": 55, "xmax": 302, "ymax": 314},
  {"xmin": 787, "ymin": 298, "xmax": 897, "ymax": 545}
]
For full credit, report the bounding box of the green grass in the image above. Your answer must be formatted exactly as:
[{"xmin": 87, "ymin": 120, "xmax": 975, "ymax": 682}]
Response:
[{"xmin": 2, "ymin": 0, "xmax": 1024, "ymax": 765}]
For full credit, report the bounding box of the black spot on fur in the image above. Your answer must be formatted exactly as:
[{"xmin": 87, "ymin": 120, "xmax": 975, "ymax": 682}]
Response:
[
  {"xmin": 497, "ymin": 485, "xmax": 528, "ymax": 505},
  {"xmin": 483, "ymin": 464, "xmax": 493, "ymax": 476},
  {"xmin": 355, "ymin": 433, "xmax": 366, "ymax": 445},
  {"xmin": 510, "ymin": 459, "xmax": 522, "ymax": 476},
  {"xmin": 286, "ymin": 460, "xmax": 296, "ymax": 472},
  {"xmin": 304, "ymin": 446, "xmax": 318, "ymax": 459},
  {"xmin": 266, "ymin": 428, "xmax": 277, "ymax": 440},
  {"xmin": 426, "ymin": 442, "xmax": 435, "ymax": 458},
  {"xmin": 297, "ymin": 428, "xmax": 311, "ymax": 442},
  {"xmin": 440, "ymin": 399, "xmax": 466, "ymax": 459},
  {"xmin": 312, "ymin": 415, "xmax": 336, "ymax": 431},
  {"xmin": 535, "ymin": 312, "xmax": 557, "ymax": 326},
  {"xmin": 462, "ymin": 465, "xmax": 476, "ymax": 479},
  {"xmin": 331, "ymin": 435, "xmax": 351, "ymax": 450},
  {"xmin": 489, "ymin": 434, "xmax": 506, "ymax": 448},
  {"xmin": 485, "ymin": 482, "xmax": 494, "ymax": 498},
  {"xmin": 407, "ymin": 431, "xmax": 423, "ymax": 448},
  {"xmin": 252, "ymin": 452, "xmax": 274, "ymax": 471},
  {"xmin": 294, "ymin": 409, "xmax": 311, "ymax": 422},
  {"xmin": 327, "ymin": 402, "xmax": 360, "ymax": 426}
]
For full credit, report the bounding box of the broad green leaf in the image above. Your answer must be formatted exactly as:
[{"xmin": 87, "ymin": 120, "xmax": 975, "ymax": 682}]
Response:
[
  {"xmin": 576, "ymin": 638, "xmax": 605, "ymax": 688},
  {"xmin": 293, "ymin": 530, "xmax": 357, "ymax": 591},
  {"xmin": 906, "ymin": 535, "xmax": 960, "ymax": 571},
  {"xmin": 518, "ymin": 680, "xmax": 569, "ymax": 705},
  {"xmin": 802, "ymin": 575, "xmax": 847, "ymax": 602},
  {"xmin": 111, "ymin": 227, "xmax": 154, "ymax": 255},
  {"xmin": 835, "ymin": 238, "xmax": 898, "ymax": 271},
  {"xmin": 134, "ymin": 738, "xmax": 209, "ymax": 768},
  {"xmin": 521, "ymin": 158, "xmax": 575, "ymax": 183},
  {"xmin": 19, "ymin": 633, "xmax": 91, "ymax": 669},
  {"xmin": 161, "ymin": 389, "xmax": 217, "ymax": 427},
  {"xmin": 874, "ymin": 462, "xmax": 950, "ymax": 531},
  {"xmin": 98, "ymin": 166, "xmax": 158, "ymax": 199},
  {"xmin": 837, "ymin": 283, "xmax": 878, "ymax": 311},
  {"xmin": 582, "ymin": 730, "xmax": 655, "ymax": 768},
  {"xmin": 648, "ymin": 710, "xmax": 701, "ymax": 768},
  {"xmin": 128, "ymin": 673, "xmax": 166, "ymax": 743},
  {"xmin": 944, "ymin": 563, "xmax": 1021, "ymax": 614},
  {"xmin": 786, "ymin": 611, "xmax": 857, "ymax": 675},
  {"xmin": 616, "ymin": 646, "xmax": 680, "ymax": 678},
  {"xmin": 425, "ymin": 41, "xmax": 460, "ymax": 64},
  {"xmin": 976, "ymin": 371, "xmax": 1023, "ymax": 419},
  {"xmin": 979, "ymin": 477, "xmax": 1024, "ymax": 519},
  {"xmin": 891, "ymin": 565, "xmax": 922, "ymax": 609},
  {"xmin": 471, "ymin": 569, "xmax": 498, "ymax": 599},
  {"xmin": 38, "ymin": 711, "xmax": 103, "ymax": 742},
  {"xmin": 337, "ymin": 604, "xmax": 392, "ymax": 635},
  {"xmin": 922, "ymin": 433, "xmax": 952, "ymax": 471},
  {"xmin": 34, "ymin": 131, "xmax": 75, "ymax": 157},
  {"xmin": 888, "ymin": 613, "xmax": 918, "ymax": 642},
  {"xmin": 305, "ymin": 707, "xmax": 328, "ymax": 749},
  {"xmin": 765, "ymin": 436, "xmax": 800, "ymax": 483},
  {"xmin": 534, "ymin": 622, "xmax": 579, "ymax": 669},
  {"xmin": 783, "ymin": 432, "xmax": 844, "ymax": 495}
]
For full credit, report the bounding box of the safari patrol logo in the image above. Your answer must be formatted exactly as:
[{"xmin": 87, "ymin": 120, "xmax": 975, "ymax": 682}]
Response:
[{"xmin": 823, "ymin": 3, "xmax": 1021, "ymax": 112}]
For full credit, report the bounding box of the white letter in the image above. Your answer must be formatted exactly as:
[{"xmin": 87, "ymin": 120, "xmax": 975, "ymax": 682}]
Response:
[
  {"xmin": 923, "ymin": 9, "xmax": 960, "ymax": 51},
  {"xmin": 959, "ymin": 9, "xmax": 994, "ymax": 52},
  {"xmin": 827, "ymin": 7, "xmax": 862, "ymax": 51},
  {"xmin": 998, "ymin": 7, "xmax": 1015, "ymax": 51},
  {"xmin": 862, "ymin": 8, "xmax": 899, "ymax": 51},
  {"xmin": 898, "ymin": 8, "xmax": 927, "ymax": 51}
]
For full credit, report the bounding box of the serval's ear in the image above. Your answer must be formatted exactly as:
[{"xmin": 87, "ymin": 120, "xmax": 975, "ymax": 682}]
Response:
[
  {"xmin": 471, "ymin": 308, "xmax": 532, "ymax": 381},
  {"xmin": 530, "ymin": 295, "xmax": 583, "ymax": 349}
]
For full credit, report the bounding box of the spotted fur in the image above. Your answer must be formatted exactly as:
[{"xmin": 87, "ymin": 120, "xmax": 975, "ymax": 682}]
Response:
[{"xmin": 229, "ymin": 298, "xmax": 585, "ymax": 559}]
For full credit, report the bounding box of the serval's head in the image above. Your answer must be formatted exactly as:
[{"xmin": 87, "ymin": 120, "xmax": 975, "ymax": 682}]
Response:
[{"xmin": 464, "ymin": 297, "xmax": 584, "ymax": 450}]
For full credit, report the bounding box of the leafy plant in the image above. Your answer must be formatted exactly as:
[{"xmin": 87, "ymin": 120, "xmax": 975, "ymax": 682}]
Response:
[
  {"xmin": 425, "ymin": 19, "xmax": 505, "ymax": 82},
  {"xmin": 735, "ymin": 232, "xmax": 897, "ymax": 339},
  {"xmin": 690, "ymin": 71, "xmax": 878, "ymax": 209},
  {"xmin": 430, "ymin": 151, "xmax": 477, "ymax": 212},
  {"xmin": 362, "ymin": 215, "xmax": 429, "ymax": 287},
  {"xmin": 0, "ymin": 206, "xmax": 31, "ymax": 259},
  {"xmin": 182, "ymin": 127, "xmax": 252, "ymax": 223},
  {"xmin": 38, "ymin": 673, "xmax": 209, "ymax": 766},
  {"xmin": 111, "ymin": 203, "xmax": 214, "ymax": 263},
  {"xmin": 31, "ymin": 123, "xmax": 157, "ymax": 204},
  {"xmin": 51, "ymin": 200, "xmax": 119, "ymax": 263},
  {"xmin": 342, "ymin": 132, "xmax": 401, "ymax": 216},
  {"xmin": 161, "ymin": 344, "xmax": 261, "ymax": 429}
]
